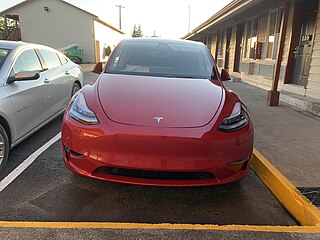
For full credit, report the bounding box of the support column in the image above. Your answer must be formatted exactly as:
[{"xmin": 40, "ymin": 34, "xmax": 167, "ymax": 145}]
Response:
[{"xmin": 267, "ymin": 1, "xmax": 291, "ymax": 106}]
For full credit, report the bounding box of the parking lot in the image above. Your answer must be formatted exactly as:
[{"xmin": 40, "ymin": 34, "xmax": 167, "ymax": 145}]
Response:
[{"xmin": 0, "ymin": 65, "xmax": 319, "ymax": 240}]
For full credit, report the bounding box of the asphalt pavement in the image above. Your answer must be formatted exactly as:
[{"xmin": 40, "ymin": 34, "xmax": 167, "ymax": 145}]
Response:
[
  {"xmin": 224, "ymin": 81, "xmax": 320, "ymax": 192},
  {"xmin": 0, "ymin": 65, "xmax": 319, "ymax": 239}
]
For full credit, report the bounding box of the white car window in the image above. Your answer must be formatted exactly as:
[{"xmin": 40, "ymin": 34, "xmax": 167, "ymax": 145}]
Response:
[
  {"xmin": 11, "ymin": 49, "xmax": 42, "ymax": 76},
  {"xmin": 39, "ymin": 49, "xmax": 61, "ymax": 69},
  {"xmin": 58, "ymin": 54, "xmax": 68, "ymax": 65}
]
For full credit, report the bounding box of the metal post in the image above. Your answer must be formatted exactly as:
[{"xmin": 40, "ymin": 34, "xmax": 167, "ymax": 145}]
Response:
[
  {"xmin": 116, "ymin": 5, "xmax": 125, "ymax": 30},
  {"xmin": 188, "ymin": 6, "xmax": 191, "ymax": 32}
]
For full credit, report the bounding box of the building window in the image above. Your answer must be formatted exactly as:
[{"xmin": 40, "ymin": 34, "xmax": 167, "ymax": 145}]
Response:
[
  {"xmin": 266, "ymin": 8, "xmax": 283, "ymax": 59},
  {"xmin": 217, "ymin": 31, "xmax": 224, "ymax": 56},
  {"xmin": 245, "ymin": 17, "xmax": 258, "ymax": 58},
  {"xmin": 206, "ymin": 36, "xmax": 212, "ymax": 52}
]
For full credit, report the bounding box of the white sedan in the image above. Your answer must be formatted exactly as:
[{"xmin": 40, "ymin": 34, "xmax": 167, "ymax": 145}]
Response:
[{"xmin": 0, "ymin": 40, "xmax": 83, "ymax": 170}]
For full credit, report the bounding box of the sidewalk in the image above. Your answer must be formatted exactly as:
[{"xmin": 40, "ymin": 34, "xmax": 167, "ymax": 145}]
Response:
[{"xmin": 224, "ymin": 81, "xmax": 320, "ymax": 190}]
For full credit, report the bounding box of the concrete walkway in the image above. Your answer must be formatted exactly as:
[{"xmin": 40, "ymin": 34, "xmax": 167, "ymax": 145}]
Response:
[{"xmin": 224, "ymin": 81, "xmax": 320, "ymax": 189}]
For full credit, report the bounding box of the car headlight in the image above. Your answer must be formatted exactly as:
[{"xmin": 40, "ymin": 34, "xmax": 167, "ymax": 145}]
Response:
[
  {"xmin": 69, "ymin": 92, "xmax": 99, "ymax": 125},
  {"xmin": 218, "ymin": 102, "xmax": 249, "ymax": 132}
]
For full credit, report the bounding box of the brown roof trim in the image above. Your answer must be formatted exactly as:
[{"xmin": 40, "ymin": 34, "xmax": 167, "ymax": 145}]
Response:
[
  {"xmin": 94, "ymin": 18, "xmax": 124, "ymax": 34},
  {"xmin": 182, "ymin": 0, "xmax": 254, "ymax": 39}
]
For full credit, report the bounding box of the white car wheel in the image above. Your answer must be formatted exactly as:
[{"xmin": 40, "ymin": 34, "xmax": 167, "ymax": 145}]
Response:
[{"xmin": 0, "ymin": 124, "xmax": 9, "ymax": 170}]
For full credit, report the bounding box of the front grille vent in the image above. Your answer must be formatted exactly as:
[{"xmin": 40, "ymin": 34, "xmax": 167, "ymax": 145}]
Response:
[{"xmin": 95, "ymin": 167, "xmax": 214, "ymax": 181}]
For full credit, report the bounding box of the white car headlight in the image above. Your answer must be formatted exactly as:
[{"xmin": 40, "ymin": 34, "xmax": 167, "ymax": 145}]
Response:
[
  {"xmin": 69, "ymin": 92, "xmax": 99, "ymax": 125},
  {"xmin": 218, "ymin": 102, "xmax": 249, "ymax": 132}
]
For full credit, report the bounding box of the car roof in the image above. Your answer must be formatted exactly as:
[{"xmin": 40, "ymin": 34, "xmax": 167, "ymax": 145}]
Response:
[
  {"xmin": 122, "ymin": 38, "xmax": 204, "ymax": 46},
  {"xmin": 0, "ymin": 40, "xmax": 28, "ymax": 50}
]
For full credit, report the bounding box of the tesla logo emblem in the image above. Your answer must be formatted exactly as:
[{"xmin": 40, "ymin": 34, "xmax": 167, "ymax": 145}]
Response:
[{"xmin": 154, "ymin": 117, "xmax": 163, "ymax": 124}]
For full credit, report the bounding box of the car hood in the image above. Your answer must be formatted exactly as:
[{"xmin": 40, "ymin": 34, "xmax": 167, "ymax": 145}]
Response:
[{"xmin": 97, "ymin": 74, "xmax": 224, "ymax": 128}]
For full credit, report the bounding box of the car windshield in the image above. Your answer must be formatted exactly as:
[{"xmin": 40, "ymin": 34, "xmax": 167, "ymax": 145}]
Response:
[
  {"xmin": 0, "ymin": 48, "xmax": 10, "ymax": 70},
  {"xmin": 106, "ymin": 41, "xmax": 215, "ymax": 79}
]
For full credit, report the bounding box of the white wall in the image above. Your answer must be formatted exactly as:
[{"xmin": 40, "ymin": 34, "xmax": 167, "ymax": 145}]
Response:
[
  {"xmin": 4, "ymin": 0, "xmax": 95, "ymax": 63},
  {"xmin": 94, "ymin": 20, "xmax": 124, "ymax": 62}
]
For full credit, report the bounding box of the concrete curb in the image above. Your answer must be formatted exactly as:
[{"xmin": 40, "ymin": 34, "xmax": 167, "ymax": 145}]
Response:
[
  {"xmin": 251, "ymin": 148, "xmax": 320, "ymax": 226},
  {"xmin": 0, "ymin": 221, "xmax": 319, "ymax": 233}
]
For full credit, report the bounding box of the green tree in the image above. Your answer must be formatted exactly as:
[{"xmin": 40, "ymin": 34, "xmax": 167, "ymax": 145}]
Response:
[
  {"xmin": 131, "ymin": 24, "xmax": 143, "ymax": 38},
  {"xmin": 0, "ymin": 17, "xmax": 18, "ymax": 34}
]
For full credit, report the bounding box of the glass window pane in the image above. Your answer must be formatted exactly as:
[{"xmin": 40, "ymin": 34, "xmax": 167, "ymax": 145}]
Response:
[
  {"xmin": 59, "ymin": 54, "xmax": 68, "ymax": 65},
  {"xmin": 245, "ymin": 20, "xmax": 252, "ymax": 58},
  {"xmin": 39, "ymin": 49, "xmax": 61, "ymax": 69},
  {"xmin": 107, "ymin": 41, "xmax": 214, "ymax": 79},
  {"xmin": 267, "ymin": 11, "xmax": 277, "ymax": 59},
  {"xmin": 272, "ymin": 9, "xmax": 283, "ymax": 59},
  {"xmin": 0, "ymin": 48, "xmax": 10, "ymax": 70},
  {"xmin": 12, "ymin": 49, "xmax": 42, "ymax": 75}
]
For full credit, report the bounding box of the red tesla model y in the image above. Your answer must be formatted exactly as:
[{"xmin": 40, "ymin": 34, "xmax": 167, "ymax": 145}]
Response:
[{"xmin": 62, "ymin": 38, "xmax": 253, "ymax": 186}]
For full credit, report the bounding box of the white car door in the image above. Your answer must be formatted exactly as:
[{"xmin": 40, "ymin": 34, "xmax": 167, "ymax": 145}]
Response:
[
  {"xmin": 4, "ymin": 49, "xmax": 47, "ymax": 141},
  {"xmin": 38, "ymin": 48, "xmax": 71, "ymax": 116}
]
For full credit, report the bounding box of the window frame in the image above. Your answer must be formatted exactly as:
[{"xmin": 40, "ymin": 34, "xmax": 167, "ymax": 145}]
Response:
[
  {"xmin": 217, "ymin": 30, "xmax": 225, "ymax": 57},
  {"xmin": 265, "ymin": 8, "xmax": 283, "ymax": 60},
  {"xmin": 244, "ymin": 17, "xmax": 259, "ymax": 59}
]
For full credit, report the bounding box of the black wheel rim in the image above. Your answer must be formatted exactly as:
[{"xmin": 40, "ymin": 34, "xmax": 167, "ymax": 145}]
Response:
[
  {"xmin": 72, "ymin": 84, "xmax": 80, "ymax": 96},
  {"xmin": 0, "ymin": 133, "xmax": 5, "ymax": 166}
]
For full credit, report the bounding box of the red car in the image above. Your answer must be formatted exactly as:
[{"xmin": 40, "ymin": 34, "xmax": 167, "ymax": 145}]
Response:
[{"xmin": 62, "ymin": 39, "xmax": 253, "ymax": 186}]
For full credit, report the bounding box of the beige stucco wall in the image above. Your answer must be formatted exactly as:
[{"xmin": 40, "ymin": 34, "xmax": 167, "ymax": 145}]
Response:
[{"xmin": 3, "ymin": 0, "xmax": 96, "ymax": 63}]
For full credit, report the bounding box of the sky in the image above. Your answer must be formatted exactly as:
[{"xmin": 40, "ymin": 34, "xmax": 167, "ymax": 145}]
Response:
[{"xmin": 0, "ymin": 0, "xmax": 233, "ymax": 38}]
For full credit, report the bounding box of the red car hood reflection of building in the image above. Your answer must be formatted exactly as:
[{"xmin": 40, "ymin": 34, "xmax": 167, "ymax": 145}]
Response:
[{"xmin": 98, "ymin": 74, "xmax": 224, "ymax": 128}]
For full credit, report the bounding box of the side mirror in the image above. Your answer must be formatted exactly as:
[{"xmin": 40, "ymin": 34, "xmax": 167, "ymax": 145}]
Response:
[
  {"xmin": 7, "ymin": 71, "xmax": 40, "ymax": 84},
  {"xmin": 220, "ymin": 69, "xmax": 231, "ymax": 81},
  {"xmin": 92, "ymin": 62, "xmax": 103, "ymax": 74}
]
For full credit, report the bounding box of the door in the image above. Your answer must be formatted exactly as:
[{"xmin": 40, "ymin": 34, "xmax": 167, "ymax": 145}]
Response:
[
  {"xmin": 291, "ymin": 0, "xmax": 318, "ymax": 86},
  {"xmin": 37, "ymin": 48, "xmax": 71, "ymax": 117},
  {"xmin": 224, "ymin": 27, "xmax": 232, "ymax": 70},
  {"xmin": 4, "ymin": 49, "xmax": 47, "ymax": 140},
  {"xmin": 234, "ymin": 23, "xmax": 244, "ymax": 72},
  {"xmin": 95, "ymin": 40, "xmax": 101, "ymax": 63}
]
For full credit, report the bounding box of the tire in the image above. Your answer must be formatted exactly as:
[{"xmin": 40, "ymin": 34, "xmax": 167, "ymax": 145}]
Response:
[
  {"xmin": 0, "ymin": 124, "xmax": 9, "ymax": 171},
  {"xmin": 71, "ymin": 82, "xmax": 81, "ymax": 97},
  {"xmin": 70, "ymin": 57, "xmax": 82, "ymax": 64}
]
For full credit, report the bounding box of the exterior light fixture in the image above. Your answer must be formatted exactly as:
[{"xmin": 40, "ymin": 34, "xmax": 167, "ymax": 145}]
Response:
[{"xmin": 44, "ymin": 6, "xmax": 49, "ymax": 13}]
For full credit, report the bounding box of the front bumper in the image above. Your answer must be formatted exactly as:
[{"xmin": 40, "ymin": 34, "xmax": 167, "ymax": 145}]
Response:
[{"xmin": 62, "ymin": 113, "xmax": 253, "ymax": 187}]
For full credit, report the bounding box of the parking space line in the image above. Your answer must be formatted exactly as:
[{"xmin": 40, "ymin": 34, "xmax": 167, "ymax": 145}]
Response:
[
  {"xmin": 251, "ymin": 148, "xmax": 320, "ymax": 227},
  {"xmin": 0, "ymin": 132, "xmax": 61, "ymax": 192},
  {"xmin": 0, "ymin": 221, "xmax": 319, "ymax": 233}
]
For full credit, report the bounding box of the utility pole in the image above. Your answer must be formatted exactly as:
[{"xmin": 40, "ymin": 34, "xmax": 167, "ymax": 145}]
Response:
[
  {"xmin": 116, "ymin": 5, "xmax": 125, "ymax": 30},
  {"xmin": 188, "ymin": 5, "xmax": 191, "ymax": 32}
]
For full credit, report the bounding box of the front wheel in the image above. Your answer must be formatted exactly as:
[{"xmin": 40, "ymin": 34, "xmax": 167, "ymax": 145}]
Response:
[
  {"xmin": 70, "ymin": 57, "xmax": 82, "ymax": 64},
  {"xmin": 71, "ymin": 82, "xmax": 81, "ymax": 97},
  {"xmin": 0, "ymin": 124, "xmax": 9, "ymax": 170}
]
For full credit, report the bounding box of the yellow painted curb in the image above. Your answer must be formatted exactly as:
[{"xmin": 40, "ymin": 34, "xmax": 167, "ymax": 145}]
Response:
[
  {"xmin": 251, "ymin": 148, "xmax": 320, "ymax": 226},
  {"xmin": 0, "ymin": 221, "xmax": 319, "ymax": 233}
]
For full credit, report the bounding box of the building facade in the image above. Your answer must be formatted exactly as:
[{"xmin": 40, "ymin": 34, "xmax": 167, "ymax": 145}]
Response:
[
  {"xmin": 184, "ymin": 0, "xmax": 320, "ymax": 107},
  {"xmin": 0, "ymin": 0, "xmax": 124, "ymax": 63}
]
